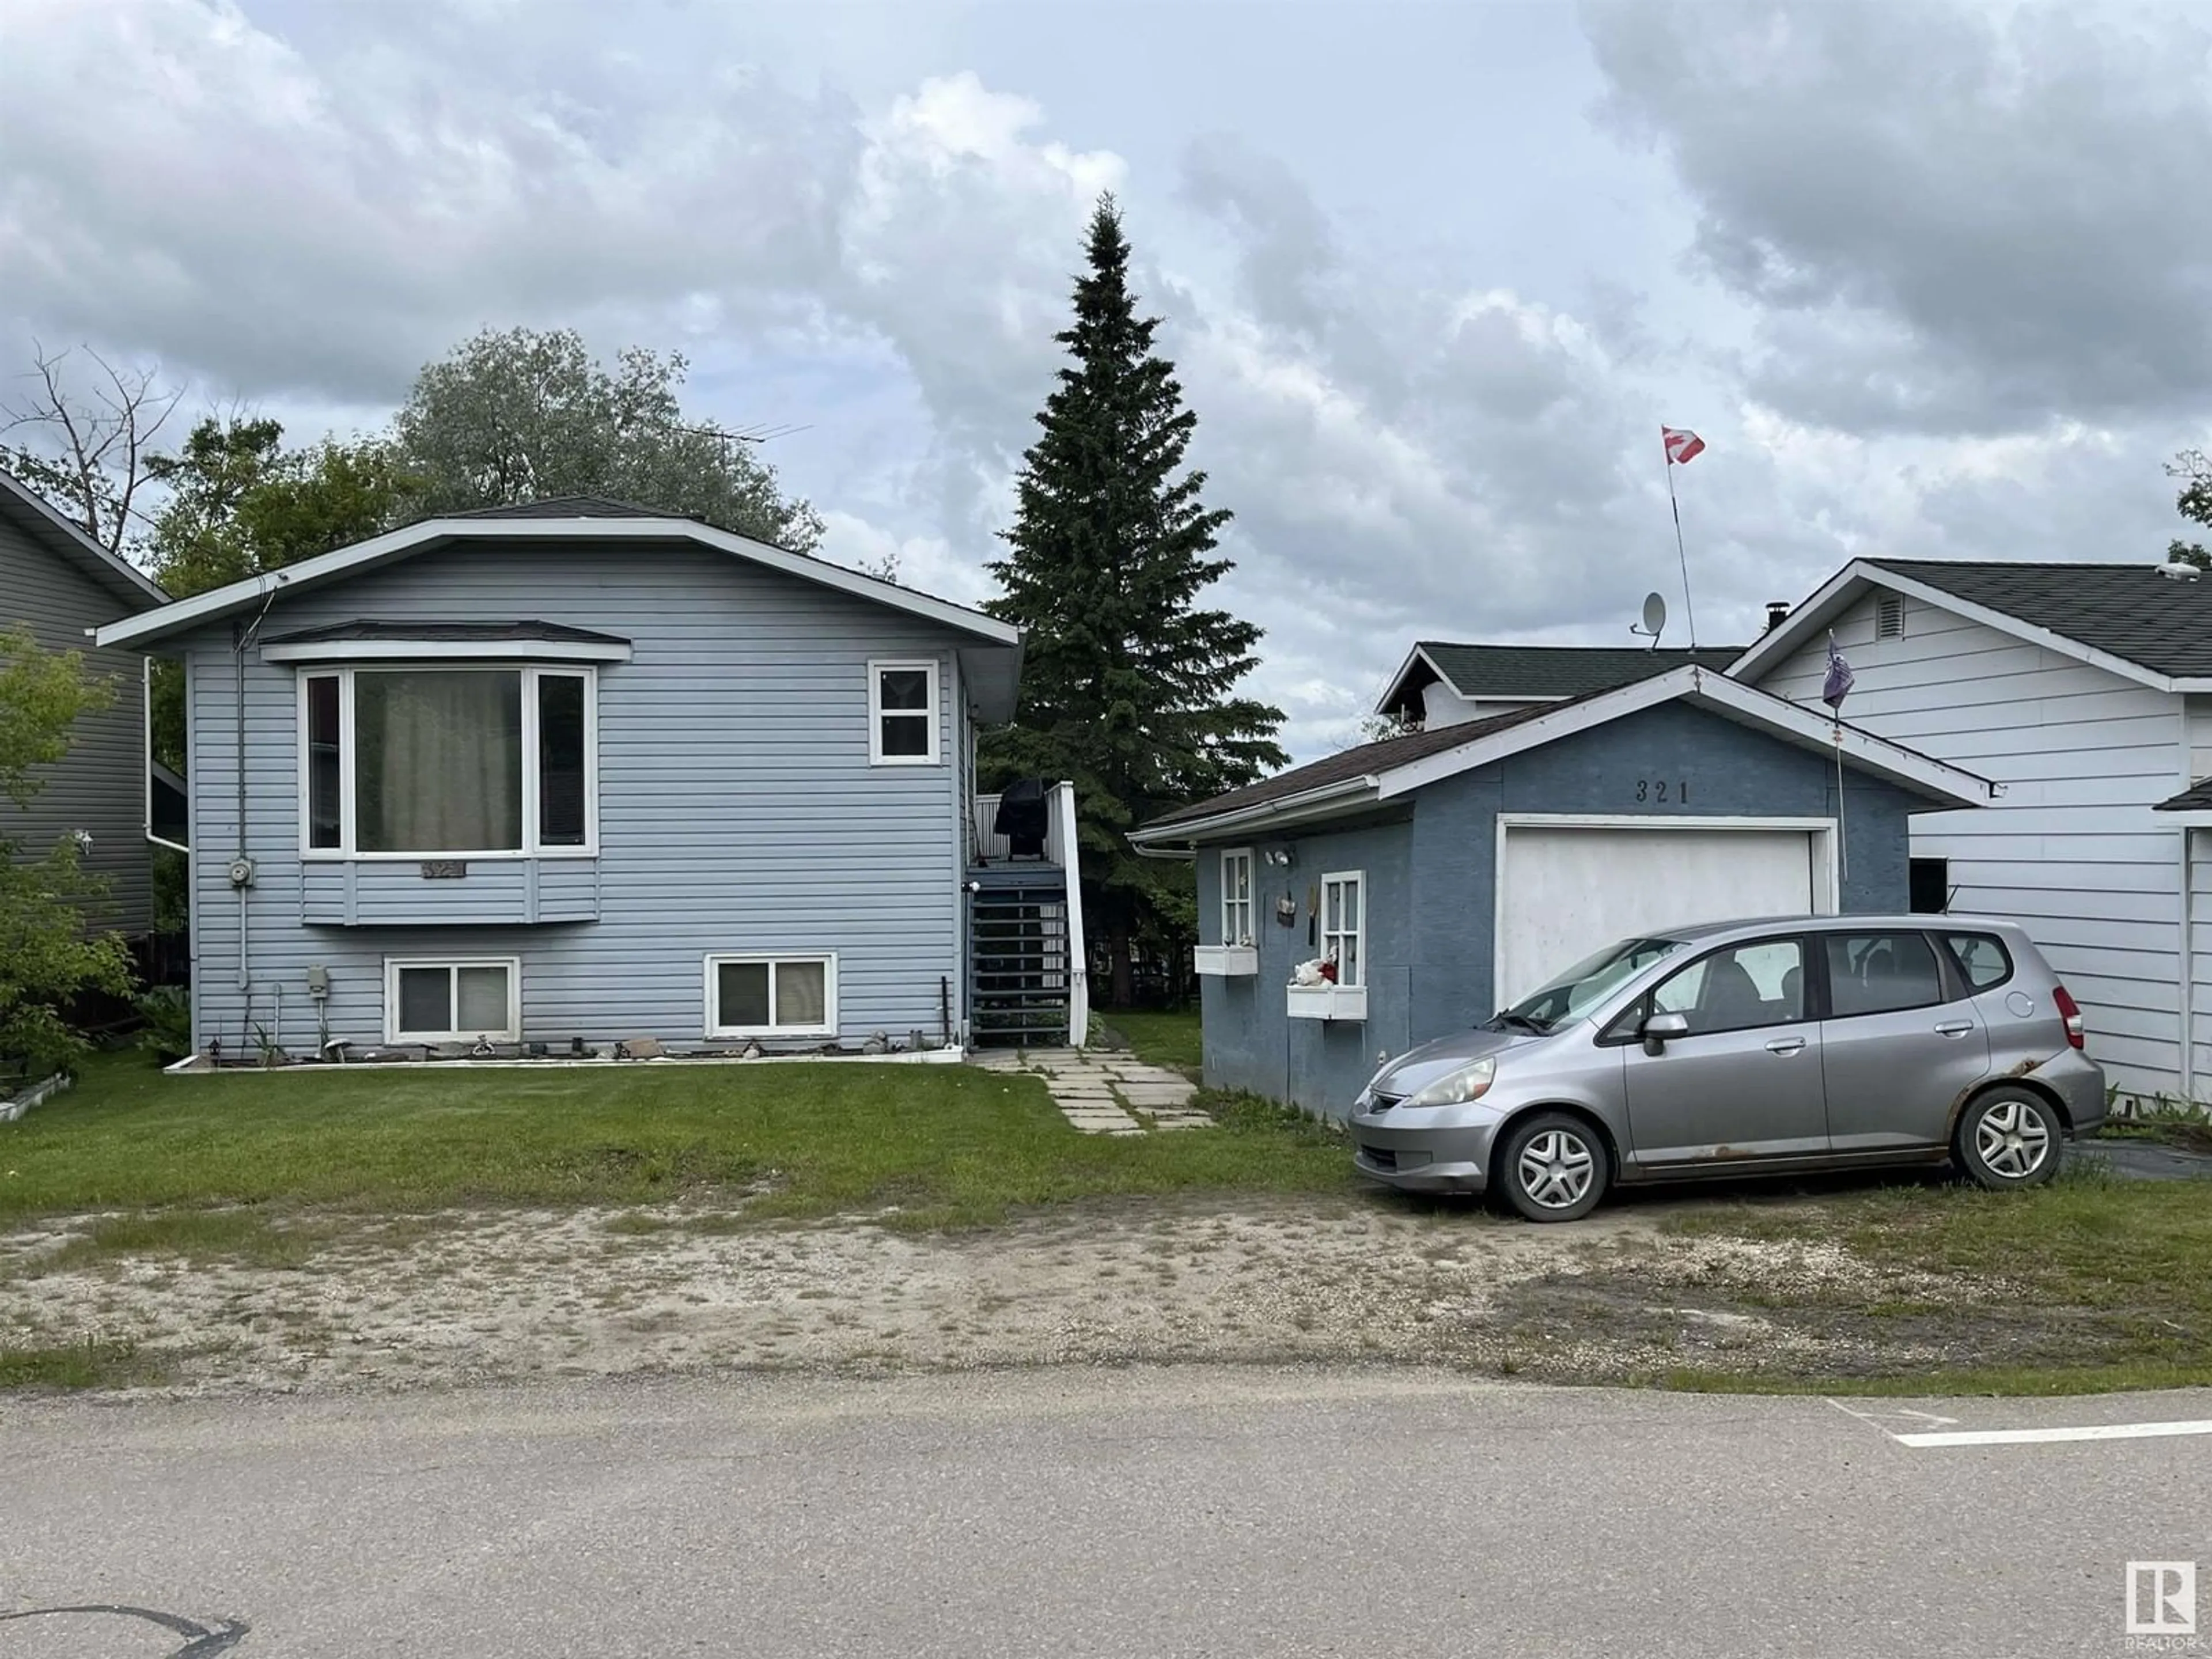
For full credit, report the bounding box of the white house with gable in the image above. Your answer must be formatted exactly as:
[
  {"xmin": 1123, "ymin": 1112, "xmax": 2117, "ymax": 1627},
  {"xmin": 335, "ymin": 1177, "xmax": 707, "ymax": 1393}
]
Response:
[{"xmin": 1732, "ymin": 556, "xmax": 2212, "ymax": 1106}]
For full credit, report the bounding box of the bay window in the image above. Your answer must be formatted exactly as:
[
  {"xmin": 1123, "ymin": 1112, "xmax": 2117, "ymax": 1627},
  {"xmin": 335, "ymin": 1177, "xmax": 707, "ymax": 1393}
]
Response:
[{"xmin": 300, "ymin": 665, "xmax": 597, "ymax": 857}]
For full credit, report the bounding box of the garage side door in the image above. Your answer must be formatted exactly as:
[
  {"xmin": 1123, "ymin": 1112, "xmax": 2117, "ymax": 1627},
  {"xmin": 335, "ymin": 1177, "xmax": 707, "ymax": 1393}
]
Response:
[{"xmin": 1497, "ymin": 826, "xmax": 1821, "ymax": 1006}]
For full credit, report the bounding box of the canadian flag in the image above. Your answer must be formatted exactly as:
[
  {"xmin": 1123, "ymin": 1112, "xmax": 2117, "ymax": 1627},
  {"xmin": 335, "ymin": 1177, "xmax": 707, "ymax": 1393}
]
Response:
[{"xmin": 1662, "ymin": 426, "xmax": 1705, "ymax": 465}]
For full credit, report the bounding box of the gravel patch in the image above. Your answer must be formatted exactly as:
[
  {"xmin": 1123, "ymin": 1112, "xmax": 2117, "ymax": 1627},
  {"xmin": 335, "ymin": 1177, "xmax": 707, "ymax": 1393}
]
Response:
[{"xmin": 0, "ymin": 1196, "xmax": 2016, "ymax": 1396}]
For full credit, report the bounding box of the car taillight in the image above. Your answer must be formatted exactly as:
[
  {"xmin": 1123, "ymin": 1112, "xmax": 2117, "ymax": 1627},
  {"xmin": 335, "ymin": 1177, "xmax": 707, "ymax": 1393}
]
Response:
[{"xmin": 2052, "ymin": 984, "xmax": 2086, "ymax": 1050}]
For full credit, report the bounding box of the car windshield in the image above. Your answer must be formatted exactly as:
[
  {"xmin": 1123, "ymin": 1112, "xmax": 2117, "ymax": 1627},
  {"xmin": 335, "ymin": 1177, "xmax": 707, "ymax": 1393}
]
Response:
[{"xmin": 1492, "ymin": 936, "xmax": 1683, "ymax": 1032}]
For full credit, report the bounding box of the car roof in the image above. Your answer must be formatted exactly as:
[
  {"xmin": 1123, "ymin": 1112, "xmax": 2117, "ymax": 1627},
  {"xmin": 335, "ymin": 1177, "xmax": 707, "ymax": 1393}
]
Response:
[{"xmin": 1660, "ymin": 914, "xmax": 2030, "ymax": 945}]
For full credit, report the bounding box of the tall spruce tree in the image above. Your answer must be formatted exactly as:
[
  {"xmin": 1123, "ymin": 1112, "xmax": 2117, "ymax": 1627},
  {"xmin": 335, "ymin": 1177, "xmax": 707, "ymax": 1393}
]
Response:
[{"xmin": 983, "ymin": 196, "xmax": 1286, "ymax": 1006}]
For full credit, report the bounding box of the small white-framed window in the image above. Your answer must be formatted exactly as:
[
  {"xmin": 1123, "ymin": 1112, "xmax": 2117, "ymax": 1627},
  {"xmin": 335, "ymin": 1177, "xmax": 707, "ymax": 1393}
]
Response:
[
  {"xmin": 1321, "ymin": 870, "xmax": 1365, "ymax": 988},
  {"xmin": 868, "ymin": 659, "xmax": 941, "ymax": 766},
  {"xmin": 298, "ymin": 664, "xmax": 597, "ymax": 858},
  {"xmin": 1220, "ymin": 848, "xmax": 1255, "ymax": 946},
  {"xmin": 705, "ymin": 953, "xmax": 839, "ymax": 1039},
  {"xmin": 384, "ymin": 957, "xmax": 521, "ymax": 1043}
]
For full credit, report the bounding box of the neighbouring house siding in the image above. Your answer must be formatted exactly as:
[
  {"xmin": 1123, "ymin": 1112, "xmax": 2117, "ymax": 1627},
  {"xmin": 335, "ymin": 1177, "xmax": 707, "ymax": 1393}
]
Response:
[
  {"xmin": 0, "ymin": 517, "xmax": 153, "ymax": 934},
  {"xmin": 1193, "ymin": 702, "xmax": 1928, "ymax": 1115},
  {"xmin": 175, "ymin": 540, "xmax": 972, "ymax": 1055},
  {"xmin": 1750, "ymin": 586, "xmax": 2187, "ymax": 1097},
  {"xmin": 2188, "ymin": 827, "xmax": 2212, "ymax": 1100}
]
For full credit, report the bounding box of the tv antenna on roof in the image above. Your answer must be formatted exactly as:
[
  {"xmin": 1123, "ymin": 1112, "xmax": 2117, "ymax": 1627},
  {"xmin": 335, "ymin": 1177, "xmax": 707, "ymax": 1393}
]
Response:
[{"xmin": 1630, "ymin": 590, "xmax": 1667, "ymax": 649}]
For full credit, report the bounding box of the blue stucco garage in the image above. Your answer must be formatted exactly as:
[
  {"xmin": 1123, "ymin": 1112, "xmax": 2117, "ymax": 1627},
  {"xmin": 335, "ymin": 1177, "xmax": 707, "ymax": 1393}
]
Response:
[{"xmin": 1129, "ymin": 664, "xmax": 1993, "ymax": 1115}]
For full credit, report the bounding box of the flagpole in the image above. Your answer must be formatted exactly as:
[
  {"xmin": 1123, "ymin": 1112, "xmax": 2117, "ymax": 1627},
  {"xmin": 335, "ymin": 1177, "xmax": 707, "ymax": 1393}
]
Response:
[
  {"xmin": 1664, "ymin": 438, "xmax": 1699, "ymax": 649},
  {"xmin": 1835, "ymin": 730, "xmax": 1849, "ymax": 884}
]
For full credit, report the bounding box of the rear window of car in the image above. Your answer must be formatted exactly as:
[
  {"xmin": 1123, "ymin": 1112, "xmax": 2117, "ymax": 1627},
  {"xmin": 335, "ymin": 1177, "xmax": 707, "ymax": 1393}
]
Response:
[{"xmin": 1942, "ymin": 931, "xmax": 2014, "ymax": 991}]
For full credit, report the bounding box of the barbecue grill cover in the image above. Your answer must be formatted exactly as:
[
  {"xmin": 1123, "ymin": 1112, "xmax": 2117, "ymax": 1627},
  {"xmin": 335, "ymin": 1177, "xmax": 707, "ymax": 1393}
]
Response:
[{"xmin": 994, "ymin": 778, "xmax": 1050, "ymax": 858}]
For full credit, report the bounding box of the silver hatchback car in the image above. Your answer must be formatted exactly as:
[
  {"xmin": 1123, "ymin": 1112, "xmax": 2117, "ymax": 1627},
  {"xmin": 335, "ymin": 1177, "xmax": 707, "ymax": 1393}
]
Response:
[{"xmin": 1350, "ymin": 915, "xmax": 2105, "ymax": 1221}]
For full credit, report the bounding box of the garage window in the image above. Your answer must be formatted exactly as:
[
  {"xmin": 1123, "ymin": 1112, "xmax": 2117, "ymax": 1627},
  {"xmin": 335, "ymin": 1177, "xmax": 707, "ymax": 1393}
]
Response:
[
  {"xmin": 1321, "ymin": 871, "xmax": 1364, "ymax": 987},
  {"xmin": 1650, "ymin": 938, "xmax": 1805, "ymax": 1035}
]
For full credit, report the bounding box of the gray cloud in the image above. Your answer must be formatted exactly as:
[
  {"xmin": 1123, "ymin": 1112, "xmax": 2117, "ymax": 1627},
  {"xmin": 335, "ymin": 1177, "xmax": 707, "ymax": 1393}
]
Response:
[
  {"xmin": 2, "ymin": 0, "xmax": 2203, "ymax": 764},
  {"xmin": 1585, "ymin": 0, "xmax": 2212, "ymax": 435}
]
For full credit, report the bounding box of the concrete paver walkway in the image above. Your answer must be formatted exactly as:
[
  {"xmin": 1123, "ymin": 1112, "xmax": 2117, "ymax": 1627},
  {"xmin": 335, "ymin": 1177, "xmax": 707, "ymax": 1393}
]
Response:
[{"xmin": 969, "ymin": 1047, "xmax": 1212, "ymax": 1134}]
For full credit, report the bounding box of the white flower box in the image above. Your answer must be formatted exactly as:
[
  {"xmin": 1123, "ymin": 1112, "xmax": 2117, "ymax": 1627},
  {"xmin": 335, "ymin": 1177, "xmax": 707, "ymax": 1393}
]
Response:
[
  {"xmin": 1194, "ymin": 944, "xmax": 1259, "ymax": 977},
  {"xmin": 1286, "ymin": 983, "xmax": 1367, "ymax": 1022}
]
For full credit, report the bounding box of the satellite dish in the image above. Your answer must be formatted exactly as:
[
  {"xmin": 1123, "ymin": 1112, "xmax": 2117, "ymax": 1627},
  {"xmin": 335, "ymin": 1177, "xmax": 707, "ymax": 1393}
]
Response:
[{"xmin": 1630, "ymin": 590, "xmax": 1667, "ymax": 647}]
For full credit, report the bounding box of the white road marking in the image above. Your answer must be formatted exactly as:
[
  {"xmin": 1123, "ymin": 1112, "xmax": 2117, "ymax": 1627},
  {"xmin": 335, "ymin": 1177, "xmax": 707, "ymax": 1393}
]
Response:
[{"xmin": 1891, "ymin": 1419, "xmax": 2212, "ymax": 1449}]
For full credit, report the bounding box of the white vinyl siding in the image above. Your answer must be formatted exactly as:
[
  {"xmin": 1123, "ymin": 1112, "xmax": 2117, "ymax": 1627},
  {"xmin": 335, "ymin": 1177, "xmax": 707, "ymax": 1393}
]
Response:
[{"xmin": 1751, "ymin": 587, "xmax": 2187, "ymax": 1096}]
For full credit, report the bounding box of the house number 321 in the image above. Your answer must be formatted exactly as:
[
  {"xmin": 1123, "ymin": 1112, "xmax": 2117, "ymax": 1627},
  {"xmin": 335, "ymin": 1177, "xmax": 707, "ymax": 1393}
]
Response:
[{"xmin": 1635, "ymin": 779, "xmax": 1688, "ymax": 803}]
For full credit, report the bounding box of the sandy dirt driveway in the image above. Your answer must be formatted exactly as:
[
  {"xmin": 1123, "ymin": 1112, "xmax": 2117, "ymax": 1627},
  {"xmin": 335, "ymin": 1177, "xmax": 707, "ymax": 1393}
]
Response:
[{"xmin": 0, "ymin": 1191, "xmax": 2011, "ymax": 1395}]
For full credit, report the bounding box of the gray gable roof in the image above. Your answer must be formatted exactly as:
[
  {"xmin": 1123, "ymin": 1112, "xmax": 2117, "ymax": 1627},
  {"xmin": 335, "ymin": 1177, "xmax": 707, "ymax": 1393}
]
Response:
[
  {"xmin": 262, "ymin": 619, "xmax": 630, "ymax": 647},
  {"xmin": 1415, "ymin": 642, "xmax": 1743, "ymax": 699},
  {"xmin": 1147, "ymin": 699, "xmax": 1564, "ymax": 830},
  {"xmin": 2156, "ymin": 779, "xmax": 2212, "ymax": 814},
  {"xmin": 444, "ymin": 496, "xmax": 678, "ymax": 520},
  {"xmin": 0, "ymin": 468, "xmax": 168, "ymax": 610},
  {"xmin": 1863, "ymin": 559, "xmax": 2212, "ymax": 680}
]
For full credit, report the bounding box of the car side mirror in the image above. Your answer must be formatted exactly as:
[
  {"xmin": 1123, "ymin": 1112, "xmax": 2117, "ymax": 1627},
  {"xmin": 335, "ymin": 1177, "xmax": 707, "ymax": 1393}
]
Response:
[{"xmin": 1641, "ymin": 1011, "xmax": 1689, "ymax": 1056}]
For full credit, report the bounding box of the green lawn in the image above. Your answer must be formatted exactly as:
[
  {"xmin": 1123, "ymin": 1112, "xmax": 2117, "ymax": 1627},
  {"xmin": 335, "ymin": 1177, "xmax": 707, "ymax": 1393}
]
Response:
[
  {"xmin": 1, "ymin": 1049, "xmax": 1353, "ymax": 1229},
  {"xmin": 1103, "ymin": 1009, "xmax": 1202, "ymax": 1075},
  {"xmin": 1650, "ymin": 1164, "xmax": 2212, "ymax": 1395}
]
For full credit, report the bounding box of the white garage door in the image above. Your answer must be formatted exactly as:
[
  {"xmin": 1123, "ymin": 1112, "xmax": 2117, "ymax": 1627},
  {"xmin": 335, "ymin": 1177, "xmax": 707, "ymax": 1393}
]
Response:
[{"xmin": 1497, "ymin": 823, "xmax": 1828, "ymax": 1006}]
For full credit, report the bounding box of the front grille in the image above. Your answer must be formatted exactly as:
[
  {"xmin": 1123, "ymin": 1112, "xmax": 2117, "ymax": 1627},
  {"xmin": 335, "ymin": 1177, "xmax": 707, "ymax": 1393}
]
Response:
[{"xmin": 1359, "ymin": 1144, "xmax": 1398, "ymax": 1171}]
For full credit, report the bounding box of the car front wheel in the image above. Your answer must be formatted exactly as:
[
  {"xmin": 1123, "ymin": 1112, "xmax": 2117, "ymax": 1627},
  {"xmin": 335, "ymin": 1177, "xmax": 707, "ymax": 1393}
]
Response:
[
  {"xmin": 1955, "ymin": 1088, "xmax": 2063, "ymax": 1190},
  {"xmin": 1495, "ymin": 1111, "xmax": 1609, "ymax": 1222}
]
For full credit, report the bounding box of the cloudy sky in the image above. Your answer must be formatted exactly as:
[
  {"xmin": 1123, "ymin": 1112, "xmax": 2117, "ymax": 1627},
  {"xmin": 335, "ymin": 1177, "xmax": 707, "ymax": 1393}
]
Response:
[{"xmin": 5, "ymin": 0, "xmax": 2209, "ymax": 756}]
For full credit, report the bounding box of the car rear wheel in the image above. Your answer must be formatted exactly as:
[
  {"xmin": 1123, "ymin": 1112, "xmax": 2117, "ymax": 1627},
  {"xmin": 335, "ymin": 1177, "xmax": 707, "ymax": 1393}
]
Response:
[
  {"xmin": 1496, "ymin": 1111, "xmax": 1609, "ymax": 1222},
  {"xmin": 1955, "ymin": 1088, "xmax": 2063, "ymax": 1190}
]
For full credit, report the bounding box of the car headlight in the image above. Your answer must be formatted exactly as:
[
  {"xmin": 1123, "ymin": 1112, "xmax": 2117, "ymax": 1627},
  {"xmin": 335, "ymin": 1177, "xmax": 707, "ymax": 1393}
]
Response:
[{"xmin": 1405, "ymin": 1056, "xmax": 1497, "ymax": 1107}]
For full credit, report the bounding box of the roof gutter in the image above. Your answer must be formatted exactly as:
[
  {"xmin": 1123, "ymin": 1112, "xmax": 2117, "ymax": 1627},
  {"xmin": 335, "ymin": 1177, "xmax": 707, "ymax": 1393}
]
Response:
[{"xmin": 1127, "ymin": 775, "xmax": 1382, "ymax": 847}]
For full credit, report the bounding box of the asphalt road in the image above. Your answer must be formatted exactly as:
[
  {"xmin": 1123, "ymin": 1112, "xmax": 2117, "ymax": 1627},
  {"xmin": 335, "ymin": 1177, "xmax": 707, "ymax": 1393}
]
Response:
[{"xmin": 2, "ymin": 1366, "xmax": 2206, "ymax": 1658}]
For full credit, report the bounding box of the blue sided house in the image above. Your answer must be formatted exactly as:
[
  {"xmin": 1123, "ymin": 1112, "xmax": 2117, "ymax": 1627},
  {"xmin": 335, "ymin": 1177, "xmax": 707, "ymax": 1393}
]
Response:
[
  {"xmin": 95, "ymin": 499, "xmax": 1086, "ymax": 1062},
  {"xmin": 1128, "ymin": 661, "xmax": 1993, "ymax": 1115}
]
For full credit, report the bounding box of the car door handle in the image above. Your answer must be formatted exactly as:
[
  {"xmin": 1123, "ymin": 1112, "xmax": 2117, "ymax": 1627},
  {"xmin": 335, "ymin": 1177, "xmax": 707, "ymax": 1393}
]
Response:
[
  {"xmin": 1934, "ymin": 1021, "xmax": 1976, "ymax": 1038},
  {"xmin": 1765, "ymin": 1037, "xmax": 1807, "ymax": 1055}
]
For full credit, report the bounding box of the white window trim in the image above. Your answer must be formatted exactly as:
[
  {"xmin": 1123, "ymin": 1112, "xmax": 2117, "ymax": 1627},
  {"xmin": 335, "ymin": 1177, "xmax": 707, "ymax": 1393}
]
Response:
[
  {"xmin": 1321, "ymin": 869, "xmax": 1366, "ymax": 989},
  {"xmin": 297, "ymin": 662, "xmax": 599, "ymax": 860},
  {"xmin": 383, "ymin": 956, "xmax": 522, "ymax": 1044},
  {"xmin": 868, "ymin": 658, "xmax": 941, "ymax": 766},
  {"xmin": 704, "ymin": 952, "xmax": 840, "ymax": 1040},
  {"xmin": 1219, "ymin": 847, "xmax": 1255, "ymax": 948}
]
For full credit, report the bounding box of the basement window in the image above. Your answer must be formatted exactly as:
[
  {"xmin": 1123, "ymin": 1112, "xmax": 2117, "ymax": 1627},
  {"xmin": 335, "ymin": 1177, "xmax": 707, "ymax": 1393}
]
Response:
[
  {"xmin": 385, "ymin": 957, "xmax": 520, "ymax": 1043},
  {"xmin": 707, "ymin": 953, "xmax": 838, "ymax": 1039}
]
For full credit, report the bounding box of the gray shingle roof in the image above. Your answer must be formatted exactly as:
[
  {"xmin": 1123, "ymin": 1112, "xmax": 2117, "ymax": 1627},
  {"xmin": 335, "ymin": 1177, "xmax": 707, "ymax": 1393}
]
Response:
[
  {"xmin": 261, "ymin": 620, "xmax": 631, "ymax": 647},
  {"xmin": 443, "ymin": 496, "xmax": 679, "ymax": 520},
  {"xmin": 1145, "ymin": 699, "xmax": 1568, "ymax": 830},
  {"xmin": 1868, "ymin": 559, "xmax": 2212, "ymax": 680},
  {"xmin": 2156, "ymin": 779, "xmax": 2212, "ymax": 813},
  {"xmin": 1409, "ymin": 643, "xmax": 1742, "ymax": 702}
]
